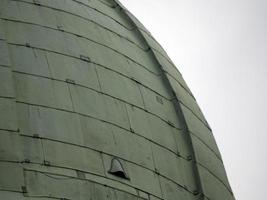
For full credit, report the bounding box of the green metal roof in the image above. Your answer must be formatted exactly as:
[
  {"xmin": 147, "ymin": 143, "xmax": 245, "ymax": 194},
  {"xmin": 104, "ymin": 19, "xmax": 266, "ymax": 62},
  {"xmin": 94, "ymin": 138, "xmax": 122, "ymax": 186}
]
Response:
[{"xmin": 0, "ymin": 0, "xmax": 234, "ymax": 199}]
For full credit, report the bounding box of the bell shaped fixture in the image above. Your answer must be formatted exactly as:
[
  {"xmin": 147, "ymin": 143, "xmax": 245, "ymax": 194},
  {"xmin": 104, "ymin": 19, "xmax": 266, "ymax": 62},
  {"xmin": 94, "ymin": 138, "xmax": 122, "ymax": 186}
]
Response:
[{"xmin": 108, "ymin": 158, "xmax": 129, "ymax": 180}]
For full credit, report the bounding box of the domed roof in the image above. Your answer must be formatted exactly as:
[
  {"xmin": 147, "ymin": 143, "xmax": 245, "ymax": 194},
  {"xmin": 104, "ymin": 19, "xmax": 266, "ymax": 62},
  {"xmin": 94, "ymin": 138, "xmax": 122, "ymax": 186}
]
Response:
[{"xmin": 0, "ymin": 0, "xmax": 234, "ymax": 199}]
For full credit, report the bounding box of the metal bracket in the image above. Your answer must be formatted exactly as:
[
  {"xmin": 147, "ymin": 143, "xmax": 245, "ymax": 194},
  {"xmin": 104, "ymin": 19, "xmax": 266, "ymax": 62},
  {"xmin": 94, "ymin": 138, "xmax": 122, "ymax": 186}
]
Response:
[
  {"xmin": 21, "ymin": 186, "xmax": 27, "ymax": 193},
  {"xmin": 33, "ymin": 133, "xmax": 40, "ymax": 138},
  {"xmin": 80, "ymin": 55, "xmax": 91, "ymax": 62},
  {"xmin": 66, "ymin": 79, "xmax": 76, "ymax": 84},
  {"xmin": 76, "ymin": 170, "xmax": 86, "ymax": 179},
  {"xmin": 33, "ymin": 0, "xmax": 41, "ymax": 6},
  {"xmin": 44, "ymin": 160, "xmax": 51, "ymax": 166},
  {"xmin": 156, "ymin": 95, "xmax": 163, "ymax": 105},
  {"xmin": 167, "ymin": 120, "xmax": 175, "ymax": 127}
]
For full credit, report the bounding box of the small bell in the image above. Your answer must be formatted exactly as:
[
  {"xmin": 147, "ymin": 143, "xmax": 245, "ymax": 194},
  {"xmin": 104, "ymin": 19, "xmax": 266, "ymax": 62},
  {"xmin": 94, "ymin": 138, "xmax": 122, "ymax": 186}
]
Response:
[{"xmin": 108, "ymin": 158, "xmax": 129, "ymax": 180}]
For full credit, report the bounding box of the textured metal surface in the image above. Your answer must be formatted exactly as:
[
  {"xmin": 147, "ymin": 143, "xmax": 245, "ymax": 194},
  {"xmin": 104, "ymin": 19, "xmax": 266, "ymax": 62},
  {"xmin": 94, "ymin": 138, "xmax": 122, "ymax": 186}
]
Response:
[{"xmin": 0, "ymin": 0, "xmax": 234, "ymax": 199}]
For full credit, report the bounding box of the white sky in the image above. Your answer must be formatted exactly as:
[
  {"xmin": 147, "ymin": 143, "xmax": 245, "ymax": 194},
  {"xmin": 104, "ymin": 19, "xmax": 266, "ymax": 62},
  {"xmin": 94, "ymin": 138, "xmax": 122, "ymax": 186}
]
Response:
[{"xmin": 119, "ymin": 0, "xmax": 267, "ymax": 199}]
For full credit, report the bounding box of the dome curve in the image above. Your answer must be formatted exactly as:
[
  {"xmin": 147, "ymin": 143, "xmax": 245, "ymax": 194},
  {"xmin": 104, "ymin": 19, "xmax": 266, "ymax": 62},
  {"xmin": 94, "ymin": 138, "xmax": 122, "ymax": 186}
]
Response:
[{"xmin": 0, "ymin": 0, "xmax": 234, "ymax": 200}]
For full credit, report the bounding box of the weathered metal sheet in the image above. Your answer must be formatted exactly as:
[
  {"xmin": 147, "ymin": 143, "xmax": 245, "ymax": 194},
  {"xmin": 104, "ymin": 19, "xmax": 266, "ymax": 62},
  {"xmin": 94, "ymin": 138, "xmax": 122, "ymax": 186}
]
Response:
[
  {"xmin": 15, "ymin": 73, "xmax": 73, "ymax": 110},
  {"xmin": 0, "ymin": 162, "xmax": 24, "ymax": 192},
  {"xmin": 0, "ymin": 0, "xmax": 234, "ymax": 199}
]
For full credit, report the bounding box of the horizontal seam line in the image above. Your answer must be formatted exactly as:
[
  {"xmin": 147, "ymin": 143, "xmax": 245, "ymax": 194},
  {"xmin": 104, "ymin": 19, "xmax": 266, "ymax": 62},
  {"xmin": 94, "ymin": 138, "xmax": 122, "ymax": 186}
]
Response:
[
  {"xmin": 1, "ymin": 18, "xmax": 159, "ymax": 76},
  {"xmin": 8, "ymin": 41, "xmax": 159, "ymax": 80},
  {"xmin": 16, "ymin": 0, "xmax": 175, "ymax": 66},
  {"xmin": 2, "ymin": 17, "xmax": 160, "ymax": 76},
  {"xmin": 178, "ymin": 100, "xmax": 209, "ymax": 128},
  {"xmin": 164, "ymin": 70, "xmax": 195, "ymax": 99},
  {"xmin": 20, "ymin": 134, "xmax": 194, "ymax": 194},
  {"xmin": 21, "ymin": 163, "xmax": 147, "ymax": 200},
  {"xmin": 0, "ymin": 64, "xmax": 11, "ymax": 68},
  {"xmin": 15, "ymin": 100, "xmax": 187, "ymax": 162},
  {"xmin": 2, "ymin": 11, "xmax": 193, "ymax": 97},
  {"xmin": 71, "ymin": 0, "xmax": 136, "ymax": 30},
  {"xmin": 0, "ymin": 188, "xmax": 23, "ymax": 194},
  {"xmin": 0, "ymin": 154, "xmax": 193, "ymax": 197},
  {"xmin": 189, "ymin": 131, "xmax": 222, "ymax": 161},
  {"xmin": 13, "ymin": 71, "xmax": 181, "ymax": 130},
  {"xmin": 9, "ymin": 43, "xmax": 182, "ymax": 125},
  {"xmin": 11, "ymin": 0, "xmax": 150, "ymax": 52},
  {"xmin": 12, "ymin": 66, "xmax": 172, "ymax": 102},
  {"xmin": 3, "ymin": 14, "xmax": 194, "ymax": 104},
  {"xmin": 0, "ymin": 96, "xmax": 15, "ymax": 100},
  {"xmin": 0, "ymin": 128, "xmax": 18, "ymax": 133},
  {"xmin": 23, "ymin": 166, "xmax": 162, "ymax": 200},
  {"xmin": 196, "ymin": 162, "xmax": 233, "ymax": 194},
  {"xmin": 97, "ymin": 0, "xmax": 117, "ymax": 8},
  {"xmin": 101, "ymin": 1, "xmax": 177, "ymax": 66},
  {"xmin": 8, "ymin": 41, "xmax": 208, "ymax": 131}
]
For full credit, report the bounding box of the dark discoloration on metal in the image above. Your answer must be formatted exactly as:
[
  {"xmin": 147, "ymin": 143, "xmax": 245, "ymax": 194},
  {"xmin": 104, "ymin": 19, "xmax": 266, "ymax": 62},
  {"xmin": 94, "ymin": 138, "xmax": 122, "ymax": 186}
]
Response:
[{"xmin": 0, "ymin": 0, "xmax": 234, "ymax": 199}]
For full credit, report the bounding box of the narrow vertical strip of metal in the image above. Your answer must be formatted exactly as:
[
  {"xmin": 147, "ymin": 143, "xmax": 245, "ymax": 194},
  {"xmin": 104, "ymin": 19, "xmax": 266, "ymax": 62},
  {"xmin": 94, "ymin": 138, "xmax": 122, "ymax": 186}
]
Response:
[
  {"xmin": 113, "ymin": 1, "xmax": 205, "ymax": 198},
  {"xmin": 0, "ymin": 19, "xmax": 19, "ymax": 133}
]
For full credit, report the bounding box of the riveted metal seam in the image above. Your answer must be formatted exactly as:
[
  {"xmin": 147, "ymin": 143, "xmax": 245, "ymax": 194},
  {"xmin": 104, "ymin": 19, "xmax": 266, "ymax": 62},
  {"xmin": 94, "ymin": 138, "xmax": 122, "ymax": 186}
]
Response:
[
  {"xmin": 20, "ymin": 134, "xmax": 191, "ymax": 193},
  {"xmin": 13, "ymin": 69, "xmax": 211, "ymax": 145},
  {"xmin": 2, "ymin": 1, "xmax": 192, "ymax": 97},
  {"xmin": 16, "ymin": 100, "xmax": 188, "ymax": 164},
  {"xmin": 7, "ymin": 40, "xmax": 208, "ymax": 130},
  {"xmin": 9, "ymin": 42, "xmax": 218, "ymax": 159}
]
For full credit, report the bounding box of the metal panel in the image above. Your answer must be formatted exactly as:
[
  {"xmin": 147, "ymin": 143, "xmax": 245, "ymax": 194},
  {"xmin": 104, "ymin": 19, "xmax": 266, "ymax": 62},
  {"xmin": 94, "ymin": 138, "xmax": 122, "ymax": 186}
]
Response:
[
  {"xmin": 0, "ymin": 131, "xmax": 20, "ymax": 161},
  {"xmin": 140, "ymin": 29, "xmax": 170, "ymax": 63},
  {"xmin": 116, "ymin": 190, "xmax": 139, "ymax": 200},
  {"xmin": 151, "ymin": 144, "xmax": 184, "ymax": 186},
  {"xmin": 0, "ymin": 98, "xmax": 17, "ymax": 131},
  {"xmin": 0, "ymin": 0, "xmax": 234, "ymax": 199},
  {"xmin": 15, "ymin": 73, "xmax": 73, "ymax": 111},
  {"xmin": 0, "ymin": 162, "xmax": 24, "ymax": 192},
  {"xmin": 42, "ymin": 139, "xmax": 104, "ymax": 175},
  {"xmin": 159, "ymin": 176, "xmax": 187, "ymax": 200},
  {"xmin": 192, "ymin": 137, "xmax": 231, "ymax": 190},
  {"xmin": 69, "ymin": 84, "xmax": 105, "ymax": 119},
  {"xmin": 128, "ymin": 64, "xmax": 172, "ymax": 99},
  {"xmin": 181, "ymin": 104, "xmax": 221, "ymax": 158},
  {"xmin": 80, "ymin": 115, "xmax": 115, "ymax": 152},
  {"xmin": 103, "ymin": 95, "xmax": 131, "ymax": 130},
  {"xmin": 0, "ymin": 0, "xmax": 21, "ymax": 21},
  {"xmin": 0, "ymin": 20, "xmax": 6, "ymax": 40},
  {"xmin": 17, "ymin": 103, "xmax": 84, "ymax": 145},
  {"xmin": 9, "ymin": 45, "xmax": 51, "ymax": 77},
  {"xmin": 46, "ymin": 52, "xmax": 100, "ymax": 90},
  {"xmin": 148, "ymin": 114, "xmax": 179, "ymax": 153},
  {"xmin": 172, "ymin": 128, "xmax": 193, "ymax": 157},
  {"xmin": 25, "ymin": 170, "xmax": 95, "ymax": 200},
  {"xmin": 0, "ymin": 131, "xmax": 43, "ymax": 164},
  {"xmin": 96, "ymin": 67, "xmax": 144, "ymax": 108},
  {"xmin": 0, "ymin": 41, "xmax": 11, "ymax": 66},
  {"xmin": 126, "ymin": 104, "xmax": 179, "ymax": 154},
  {"xmin": 153, "ymin": 50, "xmax": 192, "ymax": 95},
  {"xmin": 180, "ymin": 158, "xmax": 199, "ymax": 192},
  {"xmin": 107, "ymin": 126, "xmax": 154, "ymax": 170},
  {"xmin": 126, "ymin": 104, "xmax": 152, "ymax": 139},
  {"xmin": 0, "ymin": 67, "xmax": 15, "ymax": 97},
  {"xmin": 139, "ymin": 85, "xmax": 180, "ymax": 128},
  {"xmin": 103, "ymin": 154, "xmax": 162, "ymax": 198},
  {"xmin": 0, "ymin": 191, "xmax": 29, "ymax": 200},
  {"xmin": 85, "ymin": 173, "xmax": 138, "ymax": 197},
  {"xmin": 167, "ymin": 74, "xmax": 207, "ymax": 124},
  {"xmin": 16, "ymin": 103, "xmax": 39, "ymax": 136},
  {"xmin": 199, "ymin": 166, "xmax": 234, "ymax": 200}
]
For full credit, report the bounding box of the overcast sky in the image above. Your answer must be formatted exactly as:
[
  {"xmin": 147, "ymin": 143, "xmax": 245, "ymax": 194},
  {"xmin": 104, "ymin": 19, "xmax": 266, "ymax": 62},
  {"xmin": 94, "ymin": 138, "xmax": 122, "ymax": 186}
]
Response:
[{"xmin": 119, "ymin": 0, "xmax": 267, "ymax": 199}]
